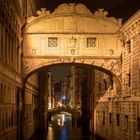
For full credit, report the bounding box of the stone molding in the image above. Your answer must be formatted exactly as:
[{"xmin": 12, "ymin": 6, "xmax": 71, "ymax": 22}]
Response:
[
  {"xmin": 23, "ymin": 56, "xmax": 121, "ymax": 78},
  {"xmin": 119, "ymin": 10, "xmax": 140, "ymax": 41},
  {"xmin": 26, "ymin": 3, "xmax": 122, "ymax": 30}
]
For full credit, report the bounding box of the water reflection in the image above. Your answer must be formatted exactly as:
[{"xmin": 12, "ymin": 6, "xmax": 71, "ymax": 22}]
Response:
[
  {"xmin": 47, "ymin": 124, "xmax": 54, "ymax": 140},
  {"xmin": 61, "ymin": 127, "xmax": 68, "ymax": 140},
  {"xmin": 46, "ymin": 112, "xmax": 95, "ymax": 140}
]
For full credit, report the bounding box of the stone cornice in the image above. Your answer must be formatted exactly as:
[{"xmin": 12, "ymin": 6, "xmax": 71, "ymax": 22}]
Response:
[
  {"xmin": 26, "ymin": 3, "xmax": 122, "ymax": 27},
  {"xmin": 119, "ymin": 10, "xmax": 140, "ymax": 41},
  {"xmin": 120, "ymin": 10, "xmax": 140, "ymax": 31}
]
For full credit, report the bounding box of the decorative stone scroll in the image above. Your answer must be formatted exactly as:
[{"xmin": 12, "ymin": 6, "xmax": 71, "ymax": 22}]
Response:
[
  {"xmin": 26, "ymin": 3, "xmax": 122, "ymax": 27},
  {"xmin": 37, "ymin": 8, "xmax": 50, "ymax": 16}
]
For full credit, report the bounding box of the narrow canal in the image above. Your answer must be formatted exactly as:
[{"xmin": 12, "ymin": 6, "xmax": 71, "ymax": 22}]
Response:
[{"xmin": 31, "ymin": 112, "xmax": 97, "ymax": 140}]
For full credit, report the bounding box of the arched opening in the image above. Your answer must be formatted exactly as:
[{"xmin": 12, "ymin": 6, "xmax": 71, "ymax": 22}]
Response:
[{"xmin": 20, "ymin": 62, "xmax": 121, "ymax": 139}]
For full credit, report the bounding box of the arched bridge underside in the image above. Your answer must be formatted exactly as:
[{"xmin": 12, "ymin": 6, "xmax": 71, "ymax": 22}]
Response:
[
  {"xmin": 23, "ymin": 3, "xmax": 122, "ymax": 79},
  {"xmin": 48, "ymin": 107, "xmax": 78, "ymax": 117}
]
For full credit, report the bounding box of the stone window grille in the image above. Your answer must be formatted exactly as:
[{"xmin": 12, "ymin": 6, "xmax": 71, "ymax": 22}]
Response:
[
  {"xmin": 87, "ymin": 37, "xmax": 96, "ymax": 48},
  {"xmin": 48, "ymin": 37, "xmax": 58, "ymax": 47}
]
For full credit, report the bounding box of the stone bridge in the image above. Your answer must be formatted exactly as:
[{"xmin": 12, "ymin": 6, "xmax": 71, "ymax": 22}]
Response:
[
  {"xmin": 48, "ymin": 107, "xmax": 78, "ymax": 117},
  {"xmin": 22, "ymin": 3, "xmax": 122, "ymax": 80}
]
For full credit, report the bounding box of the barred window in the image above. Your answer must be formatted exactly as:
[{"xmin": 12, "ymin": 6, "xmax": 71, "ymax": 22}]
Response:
[
  {"xmin": 48, "ymin": 37, "xmax": 58, "ymax": 47},
  {"xmin": 102, "ymin": 111, "xmax": 105, "ymax": 125},
  {"xmin": 109, "ymin": 113, "xmax": 112, "ymax": 124},
  {"xmin": 87, "ymin": 38, "xmax": 96, "ymax": 48},
  {"xmin": 126, "ymin": 40, "xmax": 131, "ymax": 53},
  {"xmin": 137, "ymin": 117, "xmax": 140, "ymax": 132},
  {"xmin": 125, "ymin": 115, "xmax": 128, "ymax": 131},
  {"xmin": 116, "ymin": 114, "xmax": 120, "ymax": 126}
]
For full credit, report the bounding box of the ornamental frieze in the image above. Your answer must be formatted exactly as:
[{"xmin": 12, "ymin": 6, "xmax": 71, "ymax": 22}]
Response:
[
  {"xmin": 23, "ymin": 56, "xmax": 121, "ymax": 78},
  {"xmin": 119, "ymin": 17, "xmax": 140, "ymax": 41}
]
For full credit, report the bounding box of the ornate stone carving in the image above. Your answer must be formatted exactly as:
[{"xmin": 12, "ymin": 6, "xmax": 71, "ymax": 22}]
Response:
[
  {"xmin": 109, "ymin": 49, "xmax": 114, "ymax": 56},
  {"xmin": 94, "ymin": 9, "xmax": 108, "ymax": 17},
  {"xmin": 110, "ymin": 60, "xmax": 121, "ymax": 75},
  {"xmin": 70, "ymin": 36, "xmax": 77, "ymax": 47},
  {"xmin": 37, "ymin": 8, "xmax": 50, "ymax": 16},
  {"xmin": 25, "ymin": 3, "xmax": 122, "ymax": 29},
  {"xmin": 94, "ymin": 9, "xmax": 122, "ymax": 26},
  {"xmin": 119, "ymin": 16, "xmax": 140, "ymax": 41},
  {"xmin": 54, "ymin": 3, "xmax": 92, "ymax": 15},
  {"xmin": 71, "ymin": 49, "xmax": 75, "ymax": 55}
]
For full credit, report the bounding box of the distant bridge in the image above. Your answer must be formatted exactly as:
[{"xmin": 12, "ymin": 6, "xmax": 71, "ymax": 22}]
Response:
[{"xmin": 48, "ymin": 107, "xmax": 79, "ymax": 117}]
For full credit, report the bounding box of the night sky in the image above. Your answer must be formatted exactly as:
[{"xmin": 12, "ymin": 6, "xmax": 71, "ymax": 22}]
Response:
[
  {"xmin": 42, "ymin": 0, "xmax": 140, "ymax": 23},
  {"xmin": 50, "ymin": 65, "xmax": 71, "ymax": 83}
]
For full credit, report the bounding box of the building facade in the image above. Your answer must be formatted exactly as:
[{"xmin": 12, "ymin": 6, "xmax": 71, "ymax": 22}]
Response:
[
  {"xmin": 0, "ymin": 0, "xmax": 43, "ymax": 140},
  {"xmin": 0, "ymin": 1, "xmax": 140, "ymax": 140},
  {"xmin": 94, "ymin": 11, "xmax": 140, "ymax": 140}
]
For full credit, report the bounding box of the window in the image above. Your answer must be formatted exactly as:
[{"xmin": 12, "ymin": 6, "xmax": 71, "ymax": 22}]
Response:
[
  {"xmin": 137, "ymin": 117, "xmax": 140, "ymax": 132},
  {"xmin": 103, "ymin": 79, "xmax": 107, "ymax": 91},
  {"xmin": 99, "ymin": 83, "xmax": 101, "ymax": 92},
  {"xmin": 48, "ymin": 37, "xmax": 58, "ymax": 47},
  {"xmin": 116, "ymin": 114, "xmax": 120, "ymax": 126},
  {"xmin": 125, "ymin": 115, "xmax": 128, "ymax": 131},
  {"xmin": 87, "ymin": 37, "xmax": 96, "ymax": 48},
  {"xmin": 128, "ymin": 74, "xmax": 131, "ymax": 87},
  {"xmin": 109, "ymin": 113, "xmax": 112, "ymax": 124},
  {"xmin": 0, "ymin": 109, "xmax": 1, "ymax": 132},
  {"xmin": 126, "ymin": 74, "xmax": 131, "ymax": 87},
  {"xmin": 0, "ymin": 83, "xmax": 2, "ymax": 103},
  {"xmin": 102, "ymin": 111, "xmax": 105, "ymax": 125},
  {"xmin": 110, "ymin": 77, "xmax": 113, "ymax": 90},
  {"xmin": 126, "ymin": 40, "xmax": 131, "ymax": 53},
  {"xmin": 139, "ymin": 70, "xmax": 140, "ymax": 86}
]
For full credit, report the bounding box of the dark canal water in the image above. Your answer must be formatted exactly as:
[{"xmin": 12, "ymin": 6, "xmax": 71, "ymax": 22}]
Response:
[{"xmin": 31, "ymin": 112, "xmax": 97, "ymax": 140}]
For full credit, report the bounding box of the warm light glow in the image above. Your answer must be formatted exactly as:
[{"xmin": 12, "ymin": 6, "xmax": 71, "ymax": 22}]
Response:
[
  {"xmin": 62, "ymin": 96, "xmax": 66, "ymax": 100},
  {"xmin": 58, "ymin": 101, "xmax": 62, "ymax": 107},
  {"xmin": 47, "ymin": 124, "xmax": 54, "ymax": 140},
  {"xmin": 57, "ymin": 114, "xmax": 66, "ymax": 126},
  {"xmin": 48, "ymin": 103, "xmax": 52, "ymax": 109},
  {"xmin": 62, "ymin": 114, "xmax": 65, "ymax": 122}
]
